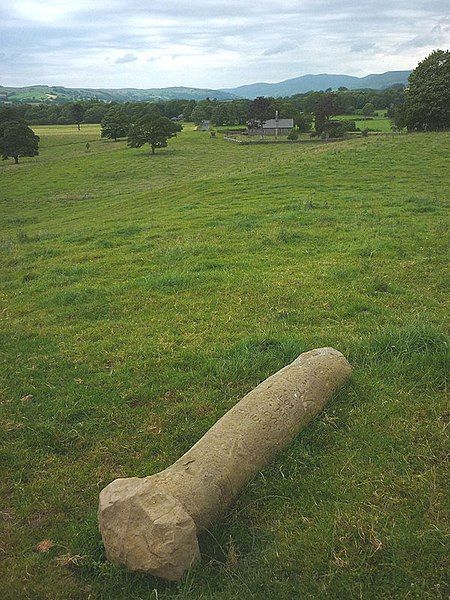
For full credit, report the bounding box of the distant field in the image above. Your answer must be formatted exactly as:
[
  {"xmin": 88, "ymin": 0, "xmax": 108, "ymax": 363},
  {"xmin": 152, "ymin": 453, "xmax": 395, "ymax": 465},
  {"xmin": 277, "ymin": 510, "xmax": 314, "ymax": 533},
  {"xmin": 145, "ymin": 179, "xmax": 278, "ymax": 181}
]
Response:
[
  {"xmin": 32, "ymin": 124, "xmax": 102, "ymax": 137},
  {"xmin": 2, "ymin": 86, "xmax": 59, "ymax": 102},
  {"xmin": 0, "ymin": 125, "xmax": 448, "ymax": 599},
  {"xmin": 335, "ymin": 113, "xmax": 393, "ymax": 132}
]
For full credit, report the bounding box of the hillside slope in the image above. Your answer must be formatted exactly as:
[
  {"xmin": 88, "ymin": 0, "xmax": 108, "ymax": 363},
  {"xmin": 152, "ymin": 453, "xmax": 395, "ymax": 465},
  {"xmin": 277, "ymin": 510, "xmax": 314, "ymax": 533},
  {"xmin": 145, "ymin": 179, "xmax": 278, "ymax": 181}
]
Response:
[
  {"xmin": 0, "ymin": 126, "xmax": 448, "ymax": 599},
  {"xmin": 0, "ymin": 84, "xmax": 238, "ymax": 102}
]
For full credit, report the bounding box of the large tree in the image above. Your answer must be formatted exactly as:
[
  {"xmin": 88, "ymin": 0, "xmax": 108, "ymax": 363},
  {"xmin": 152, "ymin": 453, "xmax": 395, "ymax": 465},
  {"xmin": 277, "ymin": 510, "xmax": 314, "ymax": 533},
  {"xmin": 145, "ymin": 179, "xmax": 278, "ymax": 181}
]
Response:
[
  {"xmin": 182, "ymin": 100, "xmax": 197, "ymax": 121},
  {"xmin": 314, "ymin": 93, "xmax": 338, "ymax": 134},
  {"xmin": 0, "ymin": 105, "xmax": 24, "ymax": 124},
  {"xmin": 70, "ymin": 103, "xmax": 85, "ymax": 130},
  {"xmin": 394, "ymin": 49, "xmax": 450, "ymax": 131},
  {"xmin": 128, "ymin": 115, "xmax": 182, "ymax": 154},
  {"xmin": 248, "ymin": 96, "xmax": 273, "ymax": 137},
  {"xmin": 0, "ymin": 121, "xmax": 39, "ymax": 164},
  {"xmin": 101, "ymin": 106, "xmax": 130, "ymax": 141},
  {"xmin": 296, "ymin": 112, "xmax": 314, "ymax": 133},
  {"xmin": 362, "ymin": 102, "xmax": 375, "ymax": 116},
  {"xmin": 190, "ymin": 99, "xmax": 214, "ymax": 124},
  {"xmin": 84, "ymin": 103, "xmax": 108, "ymax": 124}
]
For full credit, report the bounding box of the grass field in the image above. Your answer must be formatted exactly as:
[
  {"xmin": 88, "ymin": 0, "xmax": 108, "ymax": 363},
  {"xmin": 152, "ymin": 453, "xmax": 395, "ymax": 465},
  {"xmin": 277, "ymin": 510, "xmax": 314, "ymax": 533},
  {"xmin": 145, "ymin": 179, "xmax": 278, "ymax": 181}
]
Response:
[
  {"xmin": 334, "ymin": 114, "xmax": 393, "ymax": 132},
  {"xmin": 0, "ymin": 124, "xmax": 448, "ymax": 599}
]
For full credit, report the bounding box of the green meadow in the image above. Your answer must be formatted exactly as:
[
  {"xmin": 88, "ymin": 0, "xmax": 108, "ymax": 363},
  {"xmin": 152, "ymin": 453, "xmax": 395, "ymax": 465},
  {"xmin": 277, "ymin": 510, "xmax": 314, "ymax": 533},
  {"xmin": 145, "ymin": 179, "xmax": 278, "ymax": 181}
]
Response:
[
  {"xmin": 0, "ymin": 124, "xmax": 448, "ymax": 599},
  {"xmin": 335, "ymin": 112, "xmax": 392, "ymax": 132}
]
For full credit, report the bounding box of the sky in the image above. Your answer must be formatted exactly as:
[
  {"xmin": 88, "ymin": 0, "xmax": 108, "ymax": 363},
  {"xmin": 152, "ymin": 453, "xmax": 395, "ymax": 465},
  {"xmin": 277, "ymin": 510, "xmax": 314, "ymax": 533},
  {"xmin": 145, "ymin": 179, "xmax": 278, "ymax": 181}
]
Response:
[{"xmin": 1, "ymin": 1, "xmax": 449, "ymax": 89}]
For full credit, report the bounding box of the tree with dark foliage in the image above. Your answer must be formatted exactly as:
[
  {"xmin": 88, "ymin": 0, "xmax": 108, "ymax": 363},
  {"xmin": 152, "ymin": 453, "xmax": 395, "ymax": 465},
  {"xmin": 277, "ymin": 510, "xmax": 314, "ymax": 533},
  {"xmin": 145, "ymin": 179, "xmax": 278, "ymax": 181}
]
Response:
[
  {"xmin": 0, "ymin": 106, "xmax": 23, "ymax": 124},
  {"xmin": 393, "ymin": 49, "xmax": 450, "ymax": 131},
  {"xmin": 128, "ymin": 115, "xmax": 182, "ymax": 154},
  {"xmin": 84, "ymin": 103, "xmax": 108, "ymax": 124},
  {"xmin": 0, "ymin": 121, "xmax": 39, "ymax": 164},
  {"xmin": 295, "ymin": 112, "xmax": 314, "ymax": 132},
  {"xmin": 70, "ymin": 103, "xmax": 85, "ymax": 130},
  {"xmin": 248, "ymin": 96, "xmax": 273, "ymax": 137},
  {"xmin": 101, "ymin": 106, "xmax": 130, "ymax": 141},
  {"xmin": 314, "ymin": 93, "xmax": 339, "ymax": 134},
  {"xmin": 362, "ymin": 102, "xmax": 375, "ymax": 116}
]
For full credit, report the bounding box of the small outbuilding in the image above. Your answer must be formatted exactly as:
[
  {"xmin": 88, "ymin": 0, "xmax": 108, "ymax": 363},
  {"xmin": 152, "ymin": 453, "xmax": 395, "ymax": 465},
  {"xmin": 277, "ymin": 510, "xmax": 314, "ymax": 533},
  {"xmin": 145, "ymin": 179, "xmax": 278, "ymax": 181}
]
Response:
[{"xmin": 197, "ymin": 120, "xmax": 211, "ymax": 131}]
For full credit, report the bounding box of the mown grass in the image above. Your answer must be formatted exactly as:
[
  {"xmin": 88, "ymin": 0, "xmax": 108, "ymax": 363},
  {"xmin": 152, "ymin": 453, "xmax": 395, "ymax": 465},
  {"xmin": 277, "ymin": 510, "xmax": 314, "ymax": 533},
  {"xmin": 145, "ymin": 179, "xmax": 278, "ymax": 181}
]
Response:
[{"xmin": 0, "ymin": 124, "xmax": 448, "ymax": 599}]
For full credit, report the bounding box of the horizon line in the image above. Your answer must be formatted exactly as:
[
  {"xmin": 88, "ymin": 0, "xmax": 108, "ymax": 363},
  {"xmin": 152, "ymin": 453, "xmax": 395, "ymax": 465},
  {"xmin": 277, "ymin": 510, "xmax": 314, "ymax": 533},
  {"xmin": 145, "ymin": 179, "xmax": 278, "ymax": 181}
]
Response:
[{"xmin": 1, "ymin": 68, "xmax": 413, "ymax": 91}]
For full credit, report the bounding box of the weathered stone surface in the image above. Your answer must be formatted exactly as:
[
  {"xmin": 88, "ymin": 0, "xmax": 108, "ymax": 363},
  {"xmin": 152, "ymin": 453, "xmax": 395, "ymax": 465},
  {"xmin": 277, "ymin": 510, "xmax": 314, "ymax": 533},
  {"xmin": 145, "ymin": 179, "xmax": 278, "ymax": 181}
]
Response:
[
  {"xmin": 99, "ymin": 347, "xmax": 351, "ymax": 580},
  {"xmin": 99, "ymin": 478, "xmax": 199, "ymax": 581}
]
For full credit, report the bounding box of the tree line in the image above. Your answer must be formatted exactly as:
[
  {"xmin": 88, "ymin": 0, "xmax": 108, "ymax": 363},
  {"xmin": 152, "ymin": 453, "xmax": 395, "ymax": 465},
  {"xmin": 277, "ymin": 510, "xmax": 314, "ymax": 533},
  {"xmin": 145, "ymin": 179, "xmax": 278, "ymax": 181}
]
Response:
[{"xmin": 2, "ymin": 86, "xmax": 406, "ymax": 128}]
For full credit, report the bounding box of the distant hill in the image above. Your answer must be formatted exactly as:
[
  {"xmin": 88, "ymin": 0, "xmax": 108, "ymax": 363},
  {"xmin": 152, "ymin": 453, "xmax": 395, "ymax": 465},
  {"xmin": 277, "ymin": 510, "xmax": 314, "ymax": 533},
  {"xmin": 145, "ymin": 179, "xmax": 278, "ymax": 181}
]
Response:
[
  {"xmin": 221, "ymin": 71, "xmax": 411, "ymax": 98},
  {"xmin": 0, "ymin": 71, "xmax": 410, "ymax": 104},
  {"xmin": 0, "ymin": 85, "xmax": 238, "ymax": 103}
]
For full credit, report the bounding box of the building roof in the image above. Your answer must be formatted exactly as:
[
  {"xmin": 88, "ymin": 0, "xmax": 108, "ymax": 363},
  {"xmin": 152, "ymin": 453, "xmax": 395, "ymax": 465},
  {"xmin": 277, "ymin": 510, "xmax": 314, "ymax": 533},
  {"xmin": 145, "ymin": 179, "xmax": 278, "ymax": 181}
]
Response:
[{"xmin": 263, "ymin": 118, "xmax": 294, "ymax": 129}]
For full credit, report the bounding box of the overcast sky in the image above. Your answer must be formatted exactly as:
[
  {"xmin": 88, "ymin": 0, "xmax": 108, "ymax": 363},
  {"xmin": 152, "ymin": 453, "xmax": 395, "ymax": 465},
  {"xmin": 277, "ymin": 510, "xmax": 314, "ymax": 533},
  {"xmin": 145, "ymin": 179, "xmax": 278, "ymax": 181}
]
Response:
[{"xmin": 1, "ymin": 1, "xmax": 449, "ymax": 89}]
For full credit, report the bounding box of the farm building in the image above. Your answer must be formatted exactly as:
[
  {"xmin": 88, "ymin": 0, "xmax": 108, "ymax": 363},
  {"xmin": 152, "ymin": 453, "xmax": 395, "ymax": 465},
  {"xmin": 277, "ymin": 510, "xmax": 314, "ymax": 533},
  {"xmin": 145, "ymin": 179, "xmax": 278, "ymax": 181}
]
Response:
[
  {"xmin": 248, "ymin": 118, "xmax": 294, "ymax": 135},
  {"xmin": 197, "ymin": 120, "xmax": 211, "ymax": 131},
  {"xmin": 249, "ymin": 117, "xmax": 294, "ymax": 136}
]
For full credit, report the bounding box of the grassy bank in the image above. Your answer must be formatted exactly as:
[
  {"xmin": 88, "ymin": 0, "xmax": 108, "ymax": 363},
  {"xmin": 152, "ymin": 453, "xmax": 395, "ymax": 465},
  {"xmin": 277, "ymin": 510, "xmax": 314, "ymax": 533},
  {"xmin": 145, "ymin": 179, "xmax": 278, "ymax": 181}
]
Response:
[{"xmin": 0, "ymin": 125, "xmax": 448, "ymax": 599}]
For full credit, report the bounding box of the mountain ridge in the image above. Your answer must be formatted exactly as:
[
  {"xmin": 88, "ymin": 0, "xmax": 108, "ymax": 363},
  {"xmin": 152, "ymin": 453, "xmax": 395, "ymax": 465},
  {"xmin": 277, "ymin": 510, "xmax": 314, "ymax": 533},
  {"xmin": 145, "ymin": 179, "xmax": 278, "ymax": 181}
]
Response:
[
  {"xmin": 0, "ymin": 70, "xmax": 410, "ymax": 103},
  {"xmin": 221, "ymin": 70, "xmax": 411, "ymax": 98}
]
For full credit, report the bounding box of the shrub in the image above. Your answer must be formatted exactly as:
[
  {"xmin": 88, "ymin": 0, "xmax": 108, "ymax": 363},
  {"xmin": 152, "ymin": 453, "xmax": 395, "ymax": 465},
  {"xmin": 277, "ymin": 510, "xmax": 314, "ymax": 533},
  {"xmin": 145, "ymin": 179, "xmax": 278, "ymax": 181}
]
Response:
[
  {"xmin": 323, "ymin": 121, "xmax": 348, "ymax": 138},
  {"xmin": 287, "ymin": 129, "xmax": 299, "ymax": 140},
  {"xmin": 296, "ymin": 112, "xmax": 313, "ymax": 132},
  {"xmin": 339, "ymin": 120, "xmax": 357, "ymax": 132}
]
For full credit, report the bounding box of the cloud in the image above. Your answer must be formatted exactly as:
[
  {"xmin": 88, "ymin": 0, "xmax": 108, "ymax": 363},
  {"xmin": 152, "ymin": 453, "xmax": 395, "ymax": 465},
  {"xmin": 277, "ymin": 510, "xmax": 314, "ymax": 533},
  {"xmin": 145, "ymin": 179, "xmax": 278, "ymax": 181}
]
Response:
[
  {"xmin": 114, "ymin": 52, "xmax": 138, "ymax": 64},
  {"xmin": 0, "ymin": 1, "xmax": 449, "ymax": 88},
  {"xmin": 396, "ymin": 18, "xmax": 450, "ymax": 50},
  {"xmin": 350, "ymin": 41, "xmax": 379, "ymax": 53},
  {"xmin": 262, "ymin": 42, "xmax": 297, "ymax": 56}
]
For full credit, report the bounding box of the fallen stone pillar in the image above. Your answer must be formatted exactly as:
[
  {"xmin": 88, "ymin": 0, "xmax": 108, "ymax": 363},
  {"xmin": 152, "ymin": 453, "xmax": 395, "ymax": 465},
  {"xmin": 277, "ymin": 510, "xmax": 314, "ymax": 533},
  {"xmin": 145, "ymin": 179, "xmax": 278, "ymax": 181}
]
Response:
[{"xmin": 99, "ymin": 347, "xmax": 351, "ymax": 580}]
